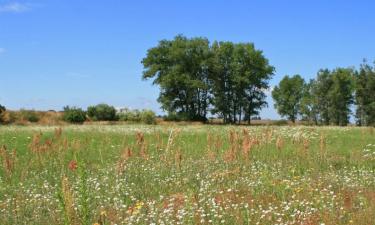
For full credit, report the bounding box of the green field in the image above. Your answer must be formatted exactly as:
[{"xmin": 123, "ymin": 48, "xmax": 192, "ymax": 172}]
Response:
[{"xmin": 0, "ymin": 125, "xmax": 375, "ymax": 225}]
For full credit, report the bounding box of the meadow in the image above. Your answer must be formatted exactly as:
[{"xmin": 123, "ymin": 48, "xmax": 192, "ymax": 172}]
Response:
[{"xmin": 0, "ymin": 124, "xmax": 374, "ymax": 225}]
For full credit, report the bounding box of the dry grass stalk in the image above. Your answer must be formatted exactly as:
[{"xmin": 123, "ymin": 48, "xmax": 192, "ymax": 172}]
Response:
[
  {"xmin": 155, "ymin": 131, "xmax": 163, "ymax": 151},
  {"xmin": 241, "ymin": 130, "xmax": 253, "ymax": 158},
  {"xmin": 175, "ymin": 148, "xmax": 182, "ymax": 169},
  {"xmin": 29, "ymin": 132, "xmax": 42, "ymax": 153},
  {"xmin": 0, "ymin": 145, "xmax": 16, "ymax": 180},
  {"xmin": 54, "ymin": 127, "xmax": 63, "ymax": 139},
  {"xmin": 303, "ymin": 138, "xmax": 310, "ymax": 151},
  {"xmin": 206, "ymin": 131, "xmax": 213, "ymax": 152},
  {"xmin": 224, "ymin": 130, "xmax": 240, "ymax": 162},
  {"xmin": 320, "ymin": 133, "xmax": 326, "ymax": 160},
  {"xmin": 136, "ymin": 132, "xmax": 148, "ymax": 159},
  {"xmin": 276, "ymin": 136, "xmax": 284, "ymax": 151},
  {"xmin": 61, "ymin": 175, "xmax": 77, "ymax": 224},
  {"xmin": 165, "ymin": 128, "xmax": 180, "ymax": 154},
  {"xmin": 116, "ymin": 147, "xmax": 133, "ymax": 173}
]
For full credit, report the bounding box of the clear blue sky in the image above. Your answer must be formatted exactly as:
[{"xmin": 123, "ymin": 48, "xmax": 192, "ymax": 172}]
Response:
[{"xmin": 1, "ymin": 0, "xmax": 374, "ymax": 119}]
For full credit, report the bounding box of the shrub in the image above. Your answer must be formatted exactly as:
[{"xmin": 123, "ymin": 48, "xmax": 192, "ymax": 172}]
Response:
[
  {"xmin": 117, "ymin": 108, "xmax": 156, "ymax": 124},
  {"xmin": 0, "ymin": 104, "xmax": 5, "ymax": 124},
  {"xmin": 20, "ymin": 109, "xmax": 39, "ymax": 122},
  {"xmin": 273, "ymin": 119, "xmax": 289, "ymax": 126},
  {"xmin": 164, "ymin": 112, "xmax": 190, "ymax": 121},
  {"xmin": 62, "ymin": 106, "xmax": 86, "ymax": 124},
  {"xmin": 0, "ymin": 104, "xmax": 5, "ymax": 113},
  {"xmin": 87, "ymin": 104, "xmax": 117, "ymax": 121},
  {"xmin": 140, "ymin": 110, "xmax": 156, "ymax": 124}
]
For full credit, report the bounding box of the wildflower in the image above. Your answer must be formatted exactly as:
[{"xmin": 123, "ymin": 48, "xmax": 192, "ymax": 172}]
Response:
[
  {"xmin": 135, "ymin": 201, "xmax": 144, "ymax": 210},
  {"xmin": 68, "ymin": 160, "xmax": 78, "ymax": 171}
]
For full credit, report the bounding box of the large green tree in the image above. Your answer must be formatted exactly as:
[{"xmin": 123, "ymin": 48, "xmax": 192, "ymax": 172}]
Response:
[
  {"xmin": 355, "ymin": 61, "xmax": 375, "ymax": 126},
  {"xmin": 142, "ymin": 35, "xmax": 273, "ymax": 123},
  {"xmin": 210, "ymin": 42, "xmax": 274, "ymax": 124},
  {"xmin": 311, "ymin": 69, "xmax": 333, "ymax": 125},
  {"xmin": 300, "ymin": 79, "xmax": 319, "ymax": 124},
  {"xmin": 272, "ymin": 75, "xmax": 306, "ymax": 123},
  {"xmin": 327, "ymin": 68, "xmax": 354, "ymax": 126},
  {"xmin": 142, "ymin": 35, "xmax": 211, "ymax": 121}
]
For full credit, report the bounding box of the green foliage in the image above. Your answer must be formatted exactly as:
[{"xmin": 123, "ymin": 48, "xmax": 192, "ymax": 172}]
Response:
[
  {"xmin": 327, "ymin": 68, "xmax": 354, "ymax": 126},
  {"xmin": 274, "ymin": 69, "xmax": 354, "ymax": 126},
  {"xmin": 19, "ymin": 109, "xmax": 39, "ymax": 122},
  {"xmin": 118, "ymin": 108, "xmax": 156, "ymax": 124},
  {"xmin": 272, "ymin": 119, "xmax": 289, "ymax": 126},
  {"xmin": 355, "ymin": 60, "xmax": 375, "ymax": 126},
  {"xmin": 142, "ymin": 35, "xmax": 274, "ymax": 123},
  {"xmin": 0, "ymin": 104, "xmax": 6, "ymax": 124},
  {"xmin": 140, "ymin": 109, "xmax": 156, "ymax": 124},
  {"xmin": 87, "ymin": 104, "xmax": 117, "ymax": 121},
  {"xmin": 272, "ymin": 75, "xmax": 306, "ymax": 123},
  {"xmin": 0, "ymin": 104, "xmax": 5, "ymax": 114},
  {"xmin": 118, "ymin": 108, "xmax": 141, "ymax": 122},
  {"xmin": 77, "ymin": 161, "xmax": 91, "ymax": 225},
  {"xmin": 210, "ymin": 42, "xmax": 274, "ymax": 124},
  {"xmin": 142, "ymin": 35, "xmax": 211, "ymax": 121},
  {"xmin": 62, "ymin": 106, "xmax": 86, "ymax": 124},
  {"xmin": 311, "ymin": 69, "xmax": 333, "ymax": 125},
  {"xmin": 299, "ymin": 80, "xmax": 319, "ymax": 124}
]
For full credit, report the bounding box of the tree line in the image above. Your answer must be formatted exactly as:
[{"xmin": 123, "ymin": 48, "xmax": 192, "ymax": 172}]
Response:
[
  {"xmin": 142, "ymin": 35, "xmax": 275, "ymax": 124},
  {"xmin": 143, "ymin": 35, "xmax": 375, "ymax": 126},
  {"xmin": 272, "ymin": 61, "xmax": 375, "ymax": 126}
]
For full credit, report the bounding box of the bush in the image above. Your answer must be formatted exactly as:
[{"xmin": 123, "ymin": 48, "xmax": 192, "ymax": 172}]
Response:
[
  {"xmin": 1, "ymin": 111, "xmax": 17, "ymax": 124},
  {"xmin": 20, "ymin": 109, "xmax": 39, "ymax": 122},
  {"xmin": 273, "ymin": 119, "xmax": 289, "ymax": 126},
  {"xmin": 140, "ymin": 110, "xmax": 156, "ymax": 124},
  {"xmin": 87, "ymin": 104, "xmax": 117, "ymax": 121},
  {"xmin": 62, "ymin": 106, "xmax": 86, "ymax": 124},
  {"xmin": 0, "ymin": 104, "xmax": 6, "ymax": 124},
  {"xmin": 118, "ymin": 108, "xmax": 139, "ymax": 122},
  {"xmin": 118, "ymin": 108, "xmax": 156, "ymax": 124}
]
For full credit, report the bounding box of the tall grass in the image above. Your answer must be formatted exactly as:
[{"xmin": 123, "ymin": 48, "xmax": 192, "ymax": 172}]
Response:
[{"xmin": 0, "ymin": 125, "xmax": 374, "ymax": 224}]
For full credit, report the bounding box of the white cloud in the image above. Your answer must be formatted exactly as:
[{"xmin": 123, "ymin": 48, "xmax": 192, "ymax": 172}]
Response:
[
  {"xmin": 0, "ymin": 48, "xmax": 5, "ymax": 54},
  {"xmin": 0, "ymin": 2, "xmax": 31, "ymax": 13}
]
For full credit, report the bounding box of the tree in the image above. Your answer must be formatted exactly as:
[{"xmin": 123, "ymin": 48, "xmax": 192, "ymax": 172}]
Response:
[
  {"xmin": 142, "ymin": 35, "xmax": 273, "ymax": 123},
  {"xmin": 87, "ymin": 104, "xmax": 117, "ymax": 121},
  {"xmin": 210, "ymin": 42, "xmax": 274, "ymax": 124},
  {"xmin": 355, "ymin": 60, "xmax": 375, "ymax": 126},
  {"xmin": 142, "ymin": 35, "xmax": 212, "ymax": 121},
  {"xmin": 312, "ymin": 69, "xmax": 333, "ymax": 125},
  {"xmin": 210, "ymin": 41, "xmax": 236, "ymax": 123},
  {"xmin": 300, "ymin": 80, "xmax": 319, "ymax": 124},
  {"xmin": 327, "ymin": 68, "xmax": 354, "ymax": 126},
  {"xmin": 272, "ymin": 75, "xmax": 305, "ymax": 123}
]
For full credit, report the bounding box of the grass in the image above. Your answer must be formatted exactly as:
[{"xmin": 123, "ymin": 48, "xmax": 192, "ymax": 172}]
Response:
[{"xmin": 0, "ymin": 124, "xmax": 375, "ymax": 225}]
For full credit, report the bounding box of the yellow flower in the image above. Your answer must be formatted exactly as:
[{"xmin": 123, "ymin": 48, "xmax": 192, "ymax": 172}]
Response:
[
  {"xmin": 135, "ymin": 201, "xmax": 144, "ymax": 210},
  {"xmin": 100, "ymin": 210, "xmax": 107, "ymax": 216}
]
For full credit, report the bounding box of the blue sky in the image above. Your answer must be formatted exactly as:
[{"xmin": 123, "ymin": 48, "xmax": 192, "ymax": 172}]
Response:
[{"xmin": 0, "ymin": 0, "xmax": 374, "ymax": 119}]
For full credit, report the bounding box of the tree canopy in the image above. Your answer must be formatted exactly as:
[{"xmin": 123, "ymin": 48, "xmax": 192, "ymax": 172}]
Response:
[
  {"xmin": 272, "ymin": 75, "xmax": 305, "ymax": 123},
  {"xmin": 142, "ymin": 35, "xmax": 274, "ymax": 123}
]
